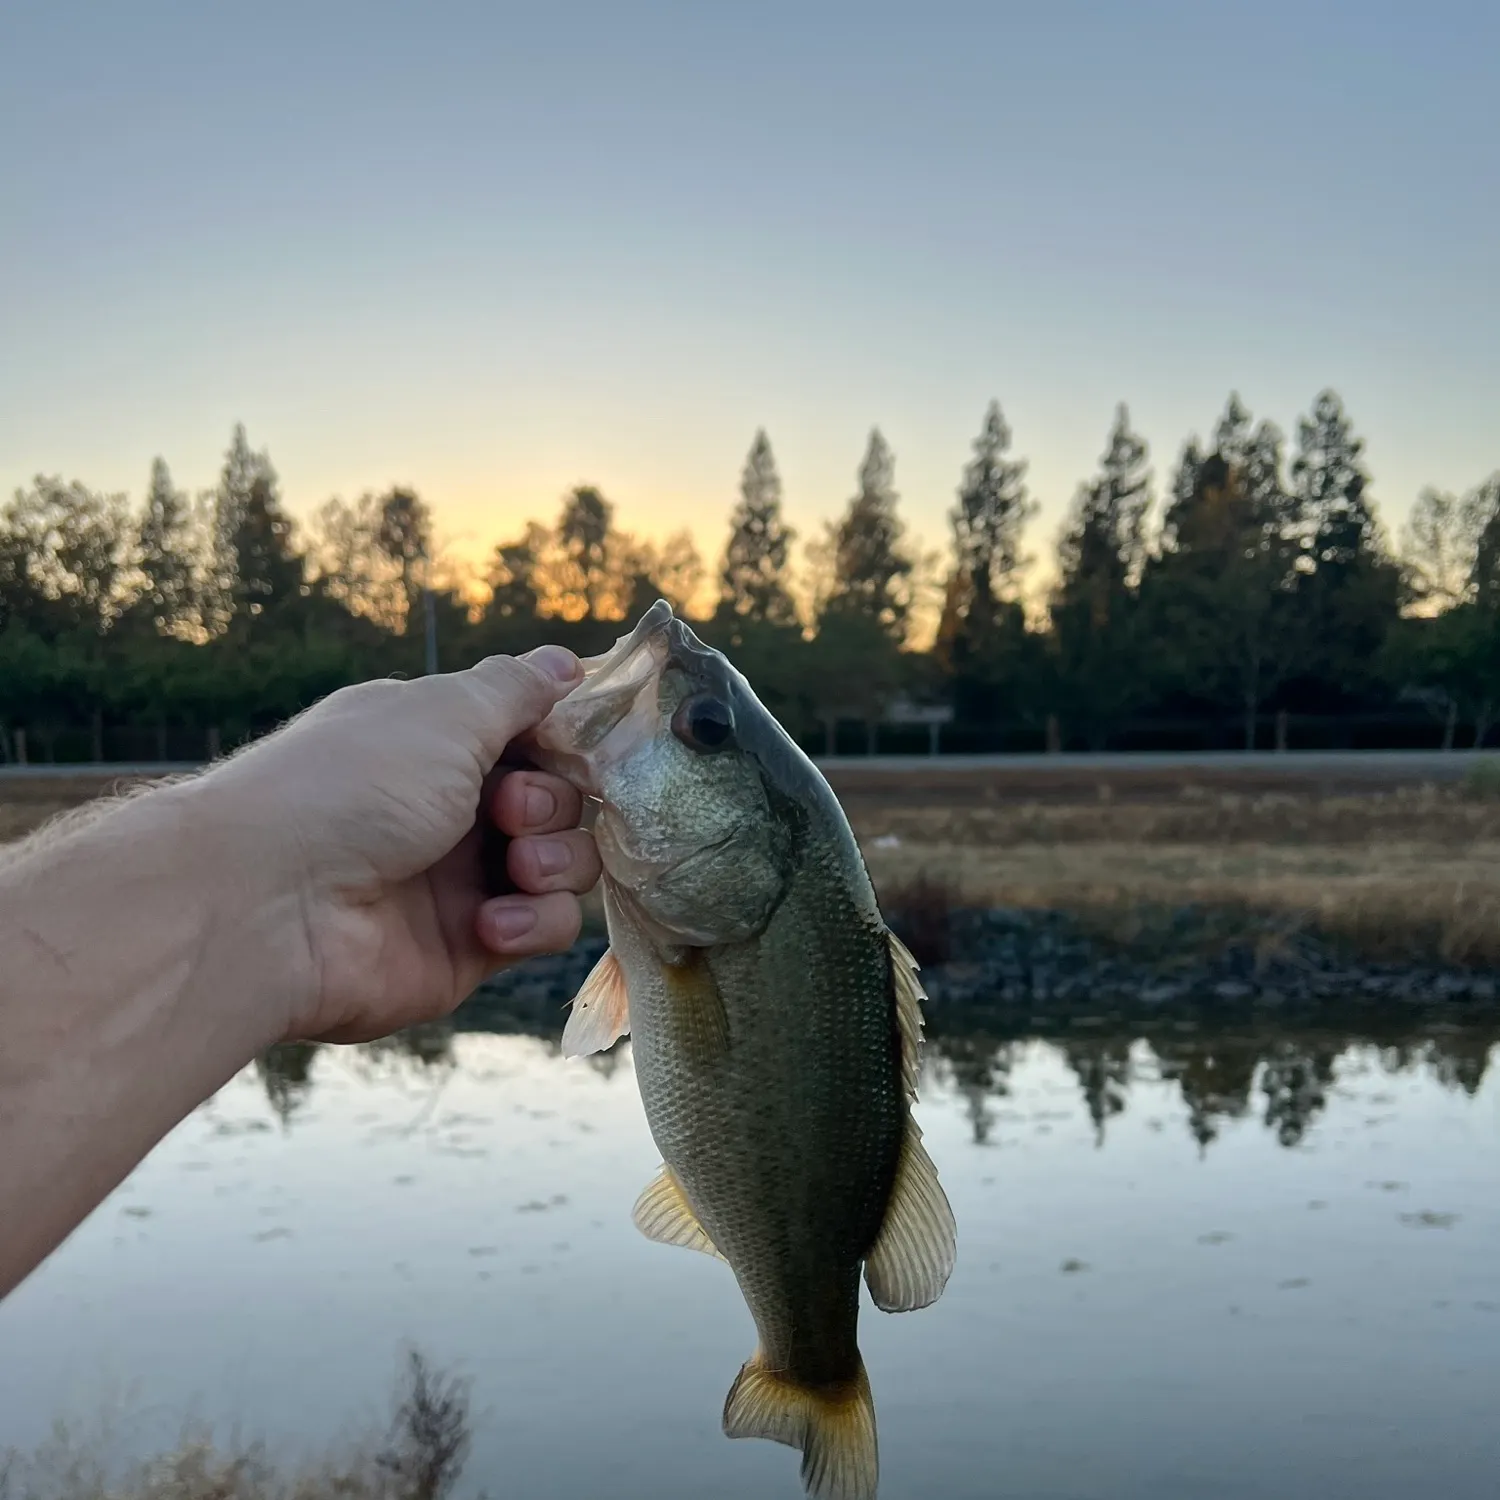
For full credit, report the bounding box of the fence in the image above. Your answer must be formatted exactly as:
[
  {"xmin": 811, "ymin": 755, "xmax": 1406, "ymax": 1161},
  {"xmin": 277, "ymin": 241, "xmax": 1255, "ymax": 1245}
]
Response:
[{"xmin": 1, "ymin": 707, "xmax": 1488, "ymax": 768}]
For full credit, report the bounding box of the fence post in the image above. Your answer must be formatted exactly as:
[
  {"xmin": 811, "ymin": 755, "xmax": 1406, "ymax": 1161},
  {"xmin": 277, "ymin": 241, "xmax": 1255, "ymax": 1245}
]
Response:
[
  {"xmin": 15, "ymin": 728, "xmax": 27, "ymax": 766},
  {"xmin": 207, "ymin": 725, "xmax": 221, "ymax": 760},
  {"xmin": 1275, "ymin": 710, "xmax": 1288, "ymax": 753},
  {"xmin": 928, "ymin": 720, "xmax": 940, "ymax": 757},
  {"xmin": 156, "ymin": 722, "xmax": 168, "ymax": 761},
  {"xmin": 1046, "ymin": 713, "xmax": 1062, "ymax": 754},
  {"xmin": 91, "ymin": 709, "xmax": 103, "ymax": 764}
]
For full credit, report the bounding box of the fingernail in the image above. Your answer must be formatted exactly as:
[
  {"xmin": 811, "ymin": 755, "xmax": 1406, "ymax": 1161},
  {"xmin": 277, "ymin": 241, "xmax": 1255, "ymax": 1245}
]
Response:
[
  {"xmin": 523, "ymin": 645, "xmax": 582, "ymax": 684},
  {"xmin": 523, "ymin": 785, "xmax": 557, "ymax": 826},
  {"xmin": 533, "ymin": 838, "xmax": 572, "ymax": 875},
  {"xmin": 487, "ymin": 902, "xmax": 539, "ymax": 944}
]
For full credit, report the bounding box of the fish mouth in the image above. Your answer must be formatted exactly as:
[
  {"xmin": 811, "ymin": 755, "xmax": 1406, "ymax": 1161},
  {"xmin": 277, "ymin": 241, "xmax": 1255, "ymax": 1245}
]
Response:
[{"xmin": 523, "ymin": 598, "xmax": 678, "ymax": 794}]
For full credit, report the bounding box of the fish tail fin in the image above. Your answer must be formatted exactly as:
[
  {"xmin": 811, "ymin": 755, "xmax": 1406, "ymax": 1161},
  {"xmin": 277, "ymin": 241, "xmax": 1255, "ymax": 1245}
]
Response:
[{"xmin": 722, "ymin": 1348, "xmax": 877, "ymax": 1500}]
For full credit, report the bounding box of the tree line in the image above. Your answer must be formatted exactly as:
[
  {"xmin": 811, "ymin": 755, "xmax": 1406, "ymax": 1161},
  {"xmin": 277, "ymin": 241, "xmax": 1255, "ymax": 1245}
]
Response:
[{"xmin": 2, "ymin": 390, "xmax": 1498, "ymax": 761}]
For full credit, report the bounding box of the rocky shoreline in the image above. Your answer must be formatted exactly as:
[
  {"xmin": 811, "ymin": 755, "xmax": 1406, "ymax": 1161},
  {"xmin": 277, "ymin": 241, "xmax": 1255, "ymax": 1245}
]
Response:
[{"xmin": 462, "ymin": 905, "xmax": 1500, "ymax": 1039}]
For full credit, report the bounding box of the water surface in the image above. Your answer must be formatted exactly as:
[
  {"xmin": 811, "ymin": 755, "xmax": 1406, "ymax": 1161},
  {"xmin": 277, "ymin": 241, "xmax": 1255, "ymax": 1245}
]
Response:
[{"xmin": 2, "ymin": 1006, "xmax": 1497, "ymax": 1500}]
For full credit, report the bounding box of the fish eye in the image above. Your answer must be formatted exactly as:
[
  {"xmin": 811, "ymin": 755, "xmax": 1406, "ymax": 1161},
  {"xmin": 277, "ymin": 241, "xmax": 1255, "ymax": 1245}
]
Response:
[{"xmin": 672, "ymin": 694, "xmax": 735, "ymax": 753}]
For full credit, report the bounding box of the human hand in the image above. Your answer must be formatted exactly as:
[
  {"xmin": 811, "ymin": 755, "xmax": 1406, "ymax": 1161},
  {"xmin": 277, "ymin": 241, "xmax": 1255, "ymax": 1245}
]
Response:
[{"xmin": 175, "ymin": 646, "xmax": 599, "ymax": 1046}]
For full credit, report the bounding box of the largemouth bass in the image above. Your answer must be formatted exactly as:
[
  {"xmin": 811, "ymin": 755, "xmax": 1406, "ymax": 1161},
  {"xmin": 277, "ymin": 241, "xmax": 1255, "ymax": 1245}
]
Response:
[{"xmin": 525, "ymin": 599, "xmax": 956, "ymax": 1500}]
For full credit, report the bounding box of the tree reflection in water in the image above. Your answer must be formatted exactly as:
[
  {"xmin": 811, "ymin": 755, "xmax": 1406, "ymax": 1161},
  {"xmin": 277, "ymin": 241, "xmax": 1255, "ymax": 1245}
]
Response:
[{"xmin": 252, "ymin": 994, "xmax": 1499, "ymax": 1154}]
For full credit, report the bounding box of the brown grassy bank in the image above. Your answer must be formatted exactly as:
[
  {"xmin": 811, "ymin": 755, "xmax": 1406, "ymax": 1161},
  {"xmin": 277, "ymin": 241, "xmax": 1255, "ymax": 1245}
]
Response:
[
  {"xmin": 6, "ymin": 764, "xmax": 1499, "ymax": 965},
  {"xmin": 853, "ymin": 775, "xmax": 1500, "ymax": 966}
]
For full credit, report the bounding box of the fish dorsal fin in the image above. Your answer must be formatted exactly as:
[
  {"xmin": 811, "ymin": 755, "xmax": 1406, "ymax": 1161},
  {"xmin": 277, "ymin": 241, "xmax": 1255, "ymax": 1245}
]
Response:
[
  {"xmin": 632, "ymin": 1165, "xmax": 725, "ymax": 1261},
  {"xmin": 886, "ymin": 929, "xmax": 925, "ymax": 1103},
  {"xmin": 863, "ymin": 928, "xmax": 955, "ymax": 1313},
  {"xmin": 863, "ymin": 1119, "xmax": 957, "ymax": 1313},
  {"xmin": 560, "ymin": 948, "xmax": 631, "ymax": 1058}
]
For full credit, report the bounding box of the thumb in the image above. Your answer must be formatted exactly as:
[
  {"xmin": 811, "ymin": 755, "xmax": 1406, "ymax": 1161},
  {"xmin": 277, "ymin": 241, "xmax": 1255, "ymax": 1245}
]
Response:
[{"xmin": 451, "ymin": 645, "xmax": 584, "ymax": 762}]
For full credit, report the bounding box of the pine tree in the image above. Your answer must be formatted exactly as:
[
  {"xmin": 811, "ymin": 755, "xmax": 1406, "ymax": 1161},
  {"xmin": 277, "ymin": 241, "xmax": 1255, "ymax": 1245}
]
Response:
[
  {"xmin": 231, "ymin": 471, "xmax": 303, "ymax": 627},
  {"xmin": 135, "ymin": 457, "xmax": 198, "ymax": 635},
  {"xmin": 1292, "ymin": 389, "xmax": 1380, "ymax": 571},
  {"xmin": 1142, "ymin": 398, "xmax": 1300, "ymax": 747},
  {"xmin": 950, "ymin": 401, "xmax": 1034, "ymax": 628},
  {"xmin": 819, "ymin": 428, "xmax": 914, "ymax": 643},
  {"xmin": 1468, "ymin": 475, "xmax": 1500, "ymax": 611},
  {"xmin": 944, "ymin": 401, "xmax": 1037, "ymax": 724},
  {"xmin": 1049, "ymin": 405, "xmax": 1153, "ymax": 748},
  {"xmin": 209, "ymin": 423, "xmax": 276, "ymax": 633},
  {"xmin": 1288, "ymin": 389, "xmax": 1400, "ymax": 702},
  {"xmin": 718, "ymin": 430, "xmax": 797, "ymax": 626}
]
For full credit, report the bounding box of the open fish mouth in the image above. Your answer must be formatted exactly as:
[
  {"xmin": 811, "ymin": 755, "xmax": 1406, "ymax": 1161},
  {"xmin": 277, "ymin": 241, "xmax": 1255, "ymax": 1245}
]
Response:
[{"xmin": 524, "ymin": 598, "xmax": 677, "ymax": 794}]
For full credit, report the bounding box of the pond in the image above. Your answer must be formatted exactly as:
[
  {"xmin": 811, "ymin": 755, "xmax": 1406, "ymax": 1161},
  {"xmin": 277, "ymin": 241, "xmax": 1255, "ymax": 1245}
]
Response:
[{"xmin": 2, "ymin": 997, "xmax": 1497, "ymax": 1500}]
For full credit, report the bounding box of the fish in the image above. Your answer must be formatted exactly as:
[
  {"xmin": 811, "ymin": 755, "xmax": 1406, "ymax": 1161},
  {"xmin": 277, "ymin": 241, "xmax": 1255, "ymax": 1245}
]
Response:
[{"xmin": 523, "ymin": 598, "xmax": 956, "ymax": 1500}]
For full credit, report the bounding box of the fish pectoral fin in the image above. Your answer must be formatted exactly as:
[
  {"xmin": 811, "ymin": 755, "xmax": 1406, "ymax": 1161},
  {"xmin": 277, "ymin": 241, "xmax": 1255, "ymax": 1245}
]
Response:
[
  {"xmin": 886, "ymin": 928, "xmax": 926, "ymax": 1104},
  {"xmin": 631, "ymin": 1165, "xmax": 725, "ymax": 1261},
  {"xmin": 723, "ymin": 1349, "xmax": 877, "ymax": 1500},
  {"xmin": 864, "ymin": 1118, "xmax": 957, "ymax": 1314},
  {"xmin": 662, "ymin": 949, "xmax": 730, "ymax": 1066},
  {"xmin": 560, "ymin": 948, "xmax": 630, "ymax": 1058}
]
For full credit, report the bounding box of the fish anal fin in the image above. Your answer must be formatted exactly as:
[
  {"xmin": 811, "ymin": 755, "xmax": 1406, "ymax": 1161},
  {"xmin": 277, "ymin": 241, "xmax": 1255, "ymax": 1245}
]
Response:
[
  {"xmin": 886, "ymin": 929, "xmax": 926, "ymax": 1102},
  {"xmin": 723, "ymin": 1349, "xmax": 877, "ymax": 1500},
  {"xmin": 560, "ymin": 948, "xmax": 630, "ymax": 1058},
  {"xmin": 662, "ymin": 950, "xmax": 730, "ymax": 1066},
  {"xmin": 631, "ymin": 1165, "xmax": 724, "ymax": 1261},
  {"xmin": 864, "ymin": 1118, "xmax": 957, "ymax": 1314}
]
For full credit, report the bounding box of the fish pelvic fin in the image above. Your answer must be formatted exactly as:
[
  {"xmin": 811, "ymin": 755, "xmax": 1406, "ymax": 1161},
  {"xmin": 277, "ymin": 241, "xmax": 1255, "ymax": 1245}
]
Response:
[
  {"xmin": 723, "ymin": 1349, "xmax": 877, "ymax": 1500},
  {"xmin": 560, "ymin": 948, "xmax": 630, "ymax": 1058},
  {"xmin": 863, "ymin": 1116, "xmax": 957, "ymax": 1313},
  {"xmin": 632, "ymin": 1164, "xmax": 725, "ymax": 1261}
]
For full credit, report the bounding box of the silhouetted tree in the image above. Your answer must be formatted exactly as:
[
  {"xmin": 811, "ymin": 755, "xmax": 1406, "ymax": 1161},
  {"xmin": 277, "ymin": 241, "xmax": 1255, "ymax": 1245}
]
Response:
[
  {"xmin": 556, "ymin": 485, "xmax": 615, "ymax": 619},
  {"xmin": 0, "ymin": 477, "xmax": 130, "ymax": 639},
  {"xmin": 129, "ymin": 457, "xmax": 199, "ymax": 636},
  {"xmin": 622, "ymin": 528, "xmax": 704, "ymax": 621},
  {"xmin": 719, "ymin": 430, "xmax": 797, "ymax": 627},
  {"xmin": 1142, "ymin": 397, "xmax": 1301, "ymax": 747},
  {"xmin": 208, "ymin": 423, "xmax": 274, "ymax": 633},
  {"xmin": 1049, "ymin": 405, "xmax": 1153, "ymax": 748},
  {"xmin": 817, "ymin": 428, "xmax": 915, "ymax": 644},
  {"xmin": 1288, "ymin": 390, "xmax": 1401, "ymax": 703},
  {"xmin": 943, "ymin": 401, "xmax": 1037, "ymax": 725},
  {"xmin": 376, "ymin": 486, "xmax": 434, "ymax": 629},
  {"xmin": 231, "ymin": 471, "xmax": 304, "ymax": 629}
]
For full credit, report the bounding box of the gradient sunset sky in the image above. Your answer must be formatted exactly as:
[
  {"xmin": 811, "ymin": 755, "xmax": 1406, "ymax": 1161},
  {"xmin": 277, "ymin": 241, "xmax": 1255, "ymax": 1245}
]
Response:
[{"xmin": 2, "ymin": 1, "xmax": 1495, "ymax": 586}]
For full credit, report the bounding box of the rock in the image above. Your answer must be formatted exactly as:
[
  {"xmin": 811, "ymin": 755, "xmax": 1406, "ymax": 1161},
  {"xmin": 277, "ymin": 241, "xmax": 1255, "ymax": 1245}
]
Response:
[{"xmin": 1213, "ymin": 980, "xmax": 1254, "ymax": 1001}]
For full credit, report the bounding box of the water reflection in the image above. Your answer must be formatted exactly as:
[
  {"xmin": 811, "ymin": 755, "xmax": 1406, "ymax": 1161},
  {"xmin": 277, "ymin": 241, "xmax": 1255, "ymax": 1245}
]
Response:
[
  {"xmin": 6, "ymin": 978, "xmax": 1498, "ymax": 1500},
  {"xmin": 256, "ymin": 1000, "xmax": 1499, "ymax": 1155}
]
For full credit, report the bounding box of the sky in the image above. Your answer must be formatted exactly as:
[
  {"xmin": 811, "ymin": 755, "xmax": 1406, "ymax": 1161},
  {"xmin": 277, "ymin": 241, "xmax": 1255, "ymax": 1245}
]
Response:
[{"xmin": 2, "ymin": 0, "xmax": 1496, "ymax": 592}]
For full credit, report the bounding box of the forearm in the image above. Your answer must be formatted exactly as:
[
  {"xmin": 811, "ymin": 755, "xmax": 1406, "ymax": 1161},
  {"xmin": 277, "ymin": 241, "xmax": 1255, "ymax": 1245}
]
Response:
[{"xmin": 0, "ymin": 778, "xmax": 299, "ymax": 1299}]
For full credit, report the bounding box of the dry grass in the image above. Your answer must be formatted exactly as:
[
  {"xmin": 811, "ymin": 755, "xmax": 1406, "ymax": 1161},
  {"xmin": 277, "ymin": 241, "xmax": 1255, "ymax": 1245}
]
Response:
[
  {"xmin": 7, "ymin": 767, "xmax": 1499, "ymax": 965},
  {"xmin": 0, "ymin": 1350, "xmax": 473, "ymax": 1500},
  {"xmin": 853, "ymin": 776, "xmax": 1500, "ymax": 967},
  {"xmin": 862, "ymin": 839, "xmax": 1500, "ymax": 967},
  {"xmin": 0, "ymin": 775, "xmax": 162, "ymax": 844}
]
